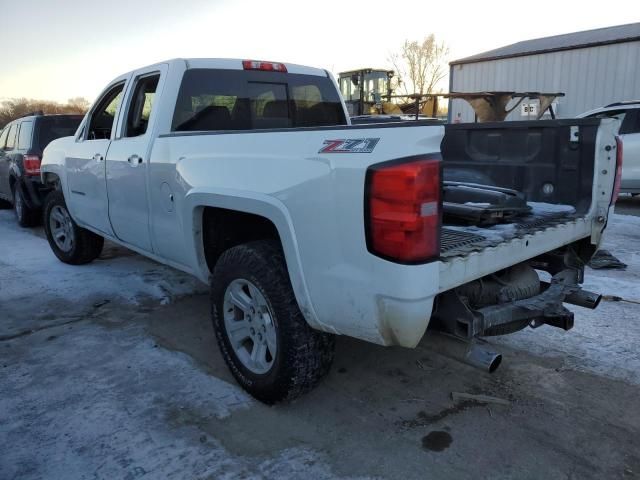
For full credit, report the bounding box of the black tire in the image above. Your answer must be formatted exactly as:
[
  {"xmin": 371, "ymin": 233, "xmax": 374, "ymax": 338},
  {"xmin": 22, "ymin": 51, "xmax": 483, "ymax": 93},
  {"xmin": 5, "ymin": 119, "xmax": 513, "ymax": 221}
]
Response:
[
  {"xmin": 12, "ymin": 183, "xmax": 40, "ymax": 227},
  {"xmin": 43, "ymin": 190, "xmax": 104, "ymax": 265},
  {"xmin": 0, "ymin": 198, "xmax": 11, "ymax": 209},
  {"xmin": 211, "ymin": 240, "xmax": 335, "ymax": 404}
]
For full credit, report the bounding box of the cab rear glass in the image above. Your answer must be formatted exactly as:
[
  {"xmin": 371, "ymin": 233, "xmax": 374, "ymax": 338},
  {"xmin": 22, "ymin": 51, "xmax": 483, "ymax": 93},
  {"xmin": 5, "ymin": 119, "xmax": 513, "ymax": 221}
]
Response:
[{"xmin": 172, "ymin": 69, "xmax": 346, "ymax": 131}]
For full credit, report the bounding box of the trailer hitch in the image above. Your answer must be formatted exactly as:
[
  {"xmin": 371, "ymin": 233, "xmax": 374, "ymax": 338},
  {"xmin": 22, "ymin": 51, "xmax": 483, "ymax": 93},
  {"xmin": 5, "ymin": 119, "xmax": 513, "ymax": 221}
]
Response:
[{"xmin": 432, "ymin": 268, "xmax": 601, "ymax": 339}]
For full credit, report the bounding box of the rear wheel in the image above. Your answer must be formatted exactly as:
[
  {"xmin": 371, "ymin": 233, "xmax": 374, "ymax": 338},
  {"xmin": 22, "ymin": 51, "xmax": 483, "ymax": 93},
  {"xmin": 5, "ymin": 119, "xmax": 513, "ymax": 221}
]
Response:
[
  {"xmin": 13, "ymin": 184, "xmax": 40, "ymax": 227},
  {"xmin": 211, "ymin": 240, "xmax": 335, "ymax": 404},
  {"xmin": 43, "ymin": 190, "xmax": 104, "ymax": 265}
]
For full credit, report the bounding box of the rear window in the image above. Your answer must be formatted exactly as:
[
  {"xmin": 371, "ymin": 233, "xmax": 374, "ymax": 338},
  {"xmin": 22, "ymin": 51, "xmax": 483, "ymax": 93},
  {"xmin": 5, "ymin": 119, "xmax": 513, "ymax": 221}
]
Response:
[
  {"xmin": 172, "ymin": 69, "xmax": 346, "ymax": 132},
  {"xmin": 35, "ymin": 116, "xmax": 83, "ymax": 151}
]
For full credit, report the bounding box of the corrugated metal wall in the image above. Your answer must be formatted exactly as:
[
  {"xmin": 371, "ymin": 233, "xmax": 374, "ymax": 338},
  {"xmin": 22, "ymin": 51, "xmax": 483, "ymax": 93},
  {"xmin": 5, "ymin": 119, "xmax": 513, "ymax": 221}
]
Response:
[{"xmin": 449, "ymin": 41, "xmax": 640, "ymax": 122}]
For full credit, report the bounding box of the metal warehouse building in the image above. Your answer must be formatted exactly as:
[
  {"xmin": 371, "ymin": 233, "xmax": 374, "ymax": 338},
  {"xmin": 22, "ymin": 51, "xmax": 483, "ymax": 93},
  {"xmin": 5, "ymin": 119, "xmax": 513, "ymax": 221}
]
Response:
[{"xmin": 448, "ymin": 22, "xmax": 640, "ymax": 122}]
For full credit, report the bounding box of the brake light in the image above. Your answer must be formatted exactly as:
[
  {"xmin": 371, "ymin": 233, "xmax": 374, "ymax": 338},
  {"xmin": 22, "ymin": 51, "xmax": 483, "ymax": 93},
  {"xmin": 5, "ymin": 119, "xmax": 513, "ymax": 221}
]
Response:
[
  {"xmin": 365, "ymin": 156, "xmax": 441, "ymax": 263},
  {"xmin": 23, "ymin": 155, "xmax": 41, "ymax": 176},
  {"xmin": 611, "ymin": 136, "xmax": 623, "ymax": 205},
  {"xmin": 242, "ymin": 60, "xmax": 287, "ymax": 72}
]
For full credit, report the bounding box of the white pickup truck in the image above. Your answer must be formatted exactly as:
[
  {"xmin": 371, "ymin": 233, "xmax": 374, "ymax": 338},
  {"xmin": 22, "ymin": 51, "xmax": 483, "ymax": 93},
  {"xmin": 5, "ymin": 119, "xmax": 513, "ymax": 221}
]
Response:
[{"xmin": 41, "ymin": 58, "xmax": 621, "ymax": 403}]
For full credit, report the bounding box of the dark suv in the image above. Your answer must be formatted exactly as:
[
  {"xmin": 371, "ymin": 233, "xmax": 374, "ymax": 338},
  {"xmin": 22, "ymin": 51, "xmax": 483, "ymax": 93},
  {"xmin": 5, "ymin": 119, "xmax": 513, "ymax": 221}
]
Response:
[{"xmin": 0, "ymin": 113, "xmax": 83, "ymax": 226}]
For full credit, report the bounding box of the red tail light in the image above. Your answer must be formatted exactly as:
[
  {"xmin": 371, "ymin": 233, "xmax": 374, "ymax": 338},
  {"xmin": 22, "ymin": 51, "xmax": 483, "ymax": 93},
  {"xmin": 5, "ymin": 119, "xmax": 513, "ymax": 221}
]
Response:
[
  {"xmin": 611, "ymin": 136, "xmax": 623, "ymax": 205},
  {"xmin": 23, "ymin": 155, "xmax": 41, "ymax": 176},
  {"xmin": 242, "ymin": 60, "xmax": 287, "ymax": 72},
  {"xmin": 365, "ymin": 156, "xmax": 441, "ymax": 263}
]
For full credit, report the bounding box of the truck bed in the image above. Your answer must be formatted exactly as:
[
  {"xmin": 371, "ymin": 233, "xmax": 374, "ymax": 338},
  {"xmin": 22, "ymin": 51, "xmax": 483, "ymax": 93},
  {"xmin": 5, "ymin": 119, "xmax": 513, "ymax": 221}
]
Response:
[{"xmin": 439, "ymin": 118, "xmax": 602, "ymax": 261}]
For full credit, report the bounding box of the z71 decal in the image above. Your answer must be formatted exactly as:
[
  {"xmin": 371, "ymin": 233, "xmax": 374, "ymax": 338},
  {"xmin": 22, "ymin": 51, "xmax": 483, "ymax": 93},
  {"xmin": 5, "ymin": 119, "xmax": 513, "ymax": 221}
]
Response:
[{"xmin": 319, "ymin": 138, "xmax": 380, "ymax": 153}]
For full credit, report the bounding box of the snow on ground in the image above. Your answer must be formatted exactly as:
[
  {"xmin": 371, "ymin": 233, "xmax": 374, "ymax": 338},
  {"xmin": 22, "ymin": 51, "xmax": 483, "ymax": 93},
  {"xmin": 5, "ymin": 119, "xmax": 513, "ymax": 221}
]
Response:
[
  {"xmin": 496, "ymin": 213, "xmax": 640, "ymax": 385},
  {"xmin": 0, "ymin": 317, "xmax": 367, "ymax": 479},
  {"xmin": 0, "ymin": 210, "xmax": 205, "ymax": 307},
  {"xmin": 0, "ymin": 212, "xmax": 365, "ymax": 479}
]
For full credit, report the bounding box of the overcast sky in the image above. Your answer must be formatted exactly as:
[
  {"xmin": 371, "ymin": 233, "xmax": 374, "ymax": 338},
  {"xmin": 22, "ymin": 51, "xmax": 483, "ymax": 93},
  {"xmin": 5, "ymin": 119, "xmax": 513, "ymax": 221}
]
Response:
[{"xmin": 1, "ymin": 0, "xmax": 636, "ymax": 103}]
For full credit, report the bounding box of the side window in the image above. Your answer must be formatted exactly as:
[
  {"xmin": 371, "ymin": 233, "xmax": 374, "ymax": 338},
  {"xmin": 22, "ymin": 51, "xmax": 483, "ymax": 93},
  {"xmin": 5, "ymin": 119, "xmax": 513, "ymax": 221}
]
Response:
[
  {"xmin": 620, "ymin": 110, "xmax": 640, "ymax": 135},
  {"xmin": 87, "ymin": 83, "xmax": 125, "ymax": 140},
  {"xmin": 0, "ymin": 128, "xmax": 8, "ymax": 149},
  {"xmin": 5, "ymin": 124, "xmax": 17, "ymax": 150},
  {"xmin": 125, "ymin": 74, "xmax": 160, "ymax": 137},
  {"xmin": 17, "ymin": 121, "xmax": 33, "ymax": 149}
]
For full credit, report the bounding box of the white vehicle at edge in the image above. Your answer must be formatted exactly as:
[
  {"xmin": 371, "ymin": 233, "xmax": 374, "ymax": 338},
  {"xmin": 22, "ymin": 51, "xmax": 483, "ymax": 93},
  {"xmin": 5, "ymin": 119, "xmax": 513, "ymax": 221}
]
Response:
[
  {"xmin": 577, "ymin": 101, "xmax": 640, "ymax": 195},
  {"xmin": 40, "ymin": 58, "xmax": 621, "ymax": 403}
]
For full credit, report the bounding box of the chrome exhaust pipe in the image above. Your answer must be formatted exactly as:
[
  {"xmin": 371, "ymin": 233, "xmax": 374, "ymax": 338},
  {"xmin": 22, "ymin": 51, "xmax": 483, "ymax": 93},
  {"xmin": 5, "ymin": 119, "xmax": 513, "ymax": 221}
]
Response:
[
  {"xmin": 423, "ymin": 332, "xmax": 502, "ymax": 373},
  {"xmin": 564, "ymin": 289, "xmax": 602, "ymax": 309}
]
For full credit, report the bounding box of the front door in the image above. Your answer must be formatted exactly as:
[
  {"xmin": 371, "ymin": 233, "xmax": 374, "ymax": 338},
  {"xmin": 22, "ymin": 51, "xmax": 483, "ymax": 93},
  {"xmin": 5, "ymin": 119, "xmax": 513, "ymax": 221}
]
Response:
[
  {"xmin": 65, "ymin": 80, "xmax": 127, "ymax": 235},
  {"xmin": 106, "ymin": 67, "xmax": 164, "ymax": 252}
]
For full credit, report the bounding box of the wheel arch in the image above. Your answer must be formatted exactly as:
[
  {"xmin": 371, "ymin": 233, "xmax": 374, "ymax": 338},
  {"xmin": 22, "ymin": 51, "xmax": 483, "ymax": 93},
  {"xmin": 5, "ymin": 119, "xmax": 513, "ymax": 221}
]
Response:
[
  {"xmin": 42, "ymin": 171, "xmax": 62, "ymax": 189},
  {"xmin": 183, "ymin": 189, "xmax": 326, "ymax": 332}
]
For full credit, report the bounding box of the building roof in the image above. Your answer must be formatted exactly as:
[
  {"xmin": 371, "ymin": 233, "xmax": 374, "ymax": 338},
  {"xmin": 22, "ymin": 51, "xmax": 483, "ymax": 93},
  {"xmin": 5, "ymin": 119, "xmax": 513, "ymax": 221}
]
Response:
[{"xmin": 451, "ymin": 22, "xmax": 640, "ymax": 65}]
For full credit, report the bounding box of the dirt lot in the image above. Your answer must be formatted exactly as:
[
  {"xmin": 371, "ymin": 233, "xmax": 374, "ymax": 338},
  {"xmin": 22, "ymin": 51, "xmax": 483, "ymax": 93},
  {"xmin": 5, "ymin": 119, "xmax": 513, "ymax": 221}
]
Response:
[{"xmin": 1, "ymin": 201, "xmax": 640, "ymax": 480}]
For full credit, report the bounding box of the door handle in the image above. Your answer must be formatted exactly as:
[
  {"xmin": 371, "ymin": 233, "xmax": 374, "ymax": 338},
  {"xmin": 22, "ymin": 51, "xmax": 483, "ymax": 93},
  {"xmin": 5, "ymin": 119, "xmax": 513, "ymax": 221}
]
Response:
[
  {"xmin": 93, "ymin": 153, "xmax": 104, "ymax": 162},
  {"xmin": 127, "ymin": 154, "xmax": 143, "ymax": 165}
]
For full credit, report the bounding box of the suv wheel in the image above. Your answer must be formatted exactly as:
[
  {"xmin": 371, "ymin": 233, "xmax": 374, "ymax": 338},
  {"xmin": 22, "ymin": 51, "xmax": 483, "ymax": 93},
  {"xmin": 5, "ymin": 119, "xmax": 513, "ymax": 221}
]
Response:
[
  {"xmin": 13, "ymin": 184, "xmax": 39, "ymax": 227},
  {"xmin": 211, "ymin": 240, "xmax": 335, "ymax": 404},
  {"xmin": 43, "ymin": 190, "xmax": 104, "ymax": 264}
]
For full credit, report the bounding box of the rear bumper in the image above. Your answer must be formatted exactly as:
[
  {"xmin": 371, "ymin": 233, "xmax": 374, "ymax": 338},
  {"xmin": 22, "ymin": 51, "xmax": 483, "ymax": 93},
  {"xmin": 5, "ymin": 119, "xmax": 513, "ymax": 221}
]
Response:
[{"xmin": 18, "ymin": 177, "xmax": 51, "ymax": 209}]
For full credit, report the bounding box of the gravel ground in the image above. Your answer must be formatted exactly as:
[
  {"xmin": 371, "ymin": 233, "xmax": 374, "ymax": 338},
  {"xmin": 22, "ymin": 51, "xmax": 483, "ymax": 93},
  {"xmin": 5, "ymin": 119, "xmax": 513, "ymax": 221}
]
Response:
[{"xmin": 1, "ymin": 206, "xmax": 639, "ymax": 480}]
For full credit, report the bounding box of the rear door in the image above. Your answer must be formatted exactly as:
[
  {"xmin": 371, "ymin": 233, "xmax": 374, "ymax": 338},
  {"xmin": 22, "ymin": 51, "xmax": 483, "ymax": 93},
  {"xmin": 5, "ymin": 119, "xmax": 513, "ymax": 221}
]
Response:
[
  {"xmin": 105, "ymin": 65, "xmax": 166, "ymax": 252},
  {"xmin": 65, "ymin": 77, "xmax": 129, "ymax": 234}
]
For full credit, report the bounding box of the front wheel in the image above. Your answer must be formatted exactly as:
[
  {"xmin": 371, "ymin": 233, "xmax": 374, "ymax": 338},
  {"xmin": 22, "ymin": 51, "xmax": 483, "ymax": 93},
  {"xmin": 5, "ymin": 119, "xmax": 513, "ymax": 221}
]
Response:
[
  {"xmin": 43, "ymin": 190, "xmax": 104, "ymax": 265},
  {"xmin": 211, "ymin": 240, "xmax": 335, "ymax": 404}
]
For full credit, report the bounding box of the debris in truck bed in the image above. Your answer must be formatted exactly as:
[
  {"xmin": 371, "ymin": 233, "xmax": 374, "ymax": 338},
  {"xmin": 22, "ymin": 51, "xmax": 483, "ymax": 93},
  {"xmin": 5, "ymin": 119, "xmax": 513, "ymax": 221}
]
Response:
[
  {"xmin": 442, "ymin": 182, "xmax": 531, "ymax": 225},
  {"xmin": 588, "ymin": 249, "xmax": 627, "ymax": 270}
]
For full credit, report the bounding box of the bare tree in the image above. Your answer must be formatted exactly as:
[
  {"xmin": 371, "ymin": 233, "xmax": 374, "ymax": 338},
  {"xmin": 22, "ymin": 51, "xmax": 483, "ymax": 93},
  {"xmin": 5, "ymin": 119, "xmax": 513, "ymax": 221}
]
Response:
[
  {"xmin": 66, "ymin": 97, "xmax": 91, "ymax": 113},
  {"xmin": 0, "ymin": 97, "xmax": 91, "ymax": 128},
  {"xmin": 389, "ymin": 35, "xmax": 449, "ymax": 97}
]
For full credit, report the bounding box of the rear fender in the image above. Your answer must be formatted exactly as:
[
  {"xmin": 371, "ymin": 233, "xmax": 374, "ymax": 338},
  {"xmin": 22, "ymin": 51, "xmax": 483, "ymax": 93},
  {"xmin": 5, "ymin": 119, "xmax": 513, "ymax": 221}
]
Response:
[{"xmin": 183, "ymin": 188, "xmax": 327, "ymax": 332}]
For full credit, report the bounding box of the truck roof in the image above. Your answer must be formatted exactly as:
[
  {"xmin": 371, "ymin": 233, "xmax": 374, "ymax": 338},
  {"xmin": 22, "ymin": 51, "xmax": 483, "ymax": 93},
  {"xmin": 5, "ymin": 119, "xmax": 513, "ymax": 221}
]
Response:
[{"xmin": 132, "ymin": 58, "xmax": 330, "ymax": 78}]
